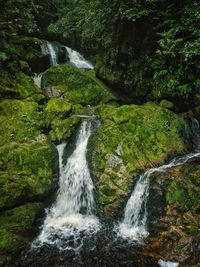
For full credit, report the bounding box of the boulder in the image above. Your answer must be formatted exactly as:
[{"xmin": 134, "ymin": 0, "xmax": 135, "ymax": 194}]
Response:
[
  {"xmin": 148, "ymin": 160, "xmax": 200, "ymax": 266},
  {"xmin": 42, "ymin": 65, "xmax": 117, "ymax": 106},
  {"xmin": 88, "ymin": 102, "xmax": 188, "ymax": 216},
  {"xmin": 0, "ymin": 73, "xmax": 58, "ymax": 260}
]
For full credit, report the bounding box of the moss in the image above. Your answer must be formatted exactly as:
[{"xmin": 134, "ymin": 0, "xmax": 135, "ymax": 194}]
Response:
[
  {"xmin": 49, "ymin": 116, "xmax": 81, "ymax": 143},
  {"xmin": 42, "ymin": 65, "xmax": 117, "ymax": 105},
  {"xmin": 88, "ymin": 103, "xmax": 188, "ymax": 215},
  {"xmin": 46, "ymin": 98, "xmax": 72, "ymax": 114},
  {"xmin": 0, "ymin": 141, "xmax": 57, "ymax": 209},
  {"xmin": 0, "ymin": 99, "xmax": 41, "ymax": 145},
  {"xmin": 0, "ymin": 72, "xmax": 42, "ymax": 101},
  {"xmin": 159, "ymin": 99, "xmax": 174, "ymax": 110},
  {"xmin": 0, "ymin": 203, "xmax": 42, "ymax": 252},
  {"xmin": 95, "ymin": 54, "xmax": 124, "ymax": 88},
  {"xmin": 166, "ymin": 164, "xmax": 200, "ymax": 207}
]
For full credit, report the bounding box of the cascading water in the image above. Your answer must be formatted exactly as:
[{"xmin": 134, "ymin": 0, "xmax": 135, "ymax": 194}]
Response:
[
  {"xmin": 158, "ymin": 259, "xmax": 179, "ymax": 267},
  {"xmin": 33, "ymin": 120, "xmax": 100, "ymax": 250},
  {"xmin": 117, "ymin": 118, "xmax": 200, "ymax": 241},
  {"xmin": 65, "ymin": 46, "xmax": 94, "ymax": 69},
  {"xmin": 47, "ymin": 41, "xmax": 58, "ymax": 66},
  {"xmin": 33, "ymin": 73, "xmax": 42, "ymax": 88}
]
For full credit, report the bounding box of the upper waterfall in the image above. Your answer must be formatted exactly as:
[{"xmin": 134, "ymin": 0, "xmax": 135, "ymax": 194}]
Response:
[
  {"xmin": 46, "ymin": 41, "xmax": 58, "ymax": 66},
  {"xmin": 33, "ymin": 120, "xmax": 100, "ymax": 250},
  {"xmin": 65, "ymin": 46, "xmax": 94, "ymax": 69},
  {"xmin": 44, "ymin": 41, "xmax": 93, "ymax": 69}
]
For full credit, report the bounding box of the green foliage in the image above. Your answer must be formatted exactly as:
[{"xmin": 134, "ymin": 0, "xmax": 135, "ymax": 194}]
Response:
[
  {"xmin": 48, "ymin": 0, "xmax": 200, "ymax": 104},
  {"xmin": 0, "ymin": 0, "xmax": 41, "ymax": 71}
]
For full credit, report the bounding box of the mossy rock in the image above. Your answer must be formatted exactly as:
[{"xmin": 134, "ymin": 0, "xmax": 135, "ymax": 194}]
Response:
[
  {"xmin": 0, "ymin": 203, "xmax": 42, "ymax": 253},
  {"xmin": 0, "ymin": 99, "xmax": 41, "ymax": 146},
  {"xmin": 0, "ymin": 141, "xmax": 57, "ymax": 210},
  {"xmin": 42, "ymin": 65, "xmax": 117, "ymax": 105},
  {"xmin": 166, "ymin": 163, "xmax": 200, "ymax": 208},
  {"xmin": 148, "ymin": 160, "xmax": 200, "ymax": 265},
  {"xmin": 88, "ymin": 102, "xmax": 188, "ymax": 215},
  {"xmin": 44, "ymin": 98, "xmax": 72, "ymax": 129},
  {"xmin": 46, "ymin": 98, "xmax": 72, "ymax": 114},
  {"xmin": 159, "ymin": 99, "xmax": 174, "ymax": 110},
  {"xmin": 0, "ymin": 72, "xmax": 43, "ymax": 101},
  {"xmin": 49, "ymin": 116, "xmax": 81, "ymax": 143}
]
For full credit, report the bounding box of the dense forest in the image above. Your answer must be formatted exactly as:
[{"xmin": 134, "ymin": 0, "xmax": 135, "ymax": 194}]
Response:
[
  {"xmin": 1, "ymin": 0, "xmax": 200, "ymax": 107},
  {"xmin": 0, "ymin": 1, "xmax": 200, "ymax": 266}
]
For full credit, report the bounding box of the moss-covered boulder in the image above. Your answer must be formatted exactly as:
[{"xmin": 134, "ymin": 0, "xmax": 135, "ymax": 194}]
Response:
[
  {"xmin": 0, "ymin": 72, "xmax": 58, "ymax": 261},
  {"xmin": 0, "ymin": 141, "xmax": 57, "ymax": 210},
  {"xmin": 0, "ymin": 203, "xmax": 42, "ymax": 265},
  {"xmin": 148, "ymin": 160, "xmax": 200, "ymax": 266},
  {"xmin": 88, "ymin": 103, "xmax": 188, "ymax": 216},
  {"xmin": 42, "ymin": 65, "xmax": 117, "ymax": 105},
  {"xmin": 0, "ymin": 97, "xmax": 58, "ymax": 210},
  {"xmin": 0, "ymin": 71, "xmax": 44, "ymax": 101},
  {"xmin": 0, "ymin": 99, "xmax": 41, "ymax": 145}
]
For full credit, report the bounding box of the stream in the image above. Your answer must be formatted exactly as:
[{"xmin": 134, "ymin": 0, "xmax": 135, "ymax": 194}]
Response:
[{"xmin": 19, "ymin": 42, "xmax": 200, "ymax": 267}]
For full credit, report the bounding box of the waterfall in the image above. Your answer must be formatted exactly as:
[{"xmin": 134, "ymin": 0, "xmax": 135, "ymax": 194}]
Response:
[
  {"xmin": 46, "ymin": 41, "xmax": 58, "ymax": 66},
  {"xmin": 158, "ymin": 259, "xmax": 179, "ymax": 267},
  {"xmin": 65, "ymin": 46, "xmax": 94, "ymax": 69},
  {"xmin": 33, "ymin": 73, "xmax": 42, "ymax": 88},
  {"xmin": 33, "ymin": 120, "xmax": 100, "ymax": 250},
  {"xmin": 117, "ymin": 119, "xmax": 200, "ymax": 241}
]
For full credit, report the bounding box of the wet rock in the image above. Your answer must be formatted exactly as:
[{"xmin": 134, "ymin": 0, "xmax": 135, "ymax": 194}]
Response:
[
  {"xmin": 148, "ymin": 160, "xmax": 200, "ymax": 265},
  {"xmin": 88, "ymin": 102, "xmax": 189, "ymax": 216},
  {"xmin": 42, "ymin": 65, "xmax": 117, "ymax": 106},
  {"xmin": 0, "ymin": 72, "xmax": 58, "ymax": 264}
]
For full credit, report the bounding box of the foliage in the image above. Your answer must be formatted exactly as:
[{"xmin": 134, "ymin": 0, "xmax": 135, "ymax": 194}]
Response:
[{"xmin": 48, "ymin": 0, "xmax": 200, "ymax": 105}]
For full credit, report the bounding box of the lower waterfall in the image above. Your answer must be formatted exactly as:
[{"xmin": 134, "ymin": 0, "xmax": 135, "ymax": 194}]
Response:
[
  {"xmin": 117, "ymin": 119, "xmax": 200, "ymax": 241},
  {"xmin": 33, "ymin": 120, "xmax": 100, "ymax": 250}
]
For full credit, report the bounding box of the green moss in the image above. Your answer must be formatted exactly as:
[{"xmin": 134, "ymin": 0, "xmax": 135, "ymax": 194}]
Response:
[
  {"xmin": 0, "ymin": 99, "xmax": 41, "ymax": 145},
  {"xmin": 0, "ymin": 72, "xmax": 42, "ymax": 100},
  {"xmin": 42, "ymin": 65, "xmax": 116, "ymax": 105},
  {"xmin": 46, "ymin": 98, "xmax": 72, "ymax": 114},
  {"xmin": 0, "ymin": 141, "xmax": 57, "ymax": 209},
  {"xmin": 88, "ymin": 103, "xmax": 188, "ymax": 215},
  {"xmin": 0, "ymin": 203, "xmax": 42, "ymax": 251},
  {"xmin": 49, "ymin": 116, "xmax": 81, "ymax": 143},
  {"xmin": 166, "ymin": 164, "xmax": 200, "ymax": 207},
  {"xmin": 159, "ymin": 99, "xmax": 174, "ymax": 110},
  {"xmin": 166, "ymin": 181, "xmax": 186, "ymax": 204}
]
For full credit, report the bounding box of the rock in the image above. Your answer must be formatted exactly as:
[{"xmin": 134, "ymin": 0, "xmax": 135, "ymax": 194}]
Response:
[
  {"xmin": 42, "ymin": 65, "xmax": 117, "ymax": 105},
  {"xmin": 0, "ymin": 71, "xmax": 43, "ymax": 101},
  {"xmin": 88, "ymin": 102, "xmax": 188, "ymax": 216},
  {"xmin": 48, "ymin": 115, "xmax": 81, "ymax": 143},
  {"xmin": 0, "ymin": 203, "xmax": 42, "ymax": 264},
  {"xmin": 0, "ymin": 72, "xmax": 58, "ymax": 262},
  {"xmin": 148, "ymin": 160, "xmax": 200, "ymax": 265},
  {"xmin": 0, "ymin": 141, "xmax": 57, "ymax": 210}
]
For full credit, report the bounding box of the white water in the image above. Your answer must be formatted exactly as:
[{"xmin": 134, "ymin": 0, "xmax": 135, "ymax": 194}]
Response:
[
  {"xmin": 33, "ymin": 120, "xmax": 100, "ymax": 250},
  {"xmin": 117, "ymin": 119, "xmax": 200, "ymax": 241},
  {"xmin": 65, "ymin": 46, "xmax": 94, "ymax": 69},
  {"xmin": 158, "ymin": 259, "xmax": 179, "ymax": 267},
  {"xmin": 47, "ymin": 41, "xmax": 58, "ymax": 66},
  {"xmin": 33, "ymin": 73, "xmax": 42, "ymax": 88}
]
